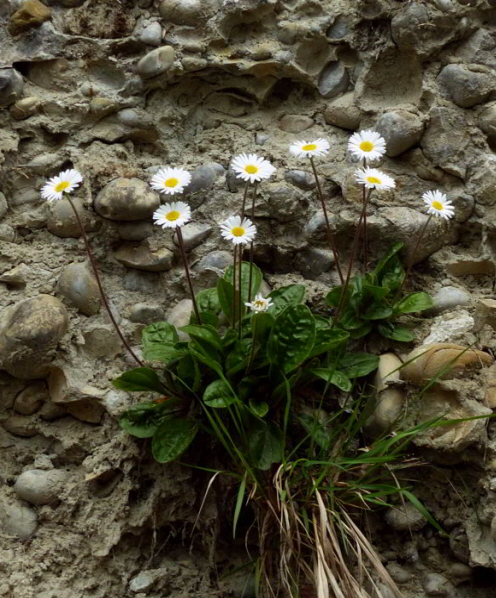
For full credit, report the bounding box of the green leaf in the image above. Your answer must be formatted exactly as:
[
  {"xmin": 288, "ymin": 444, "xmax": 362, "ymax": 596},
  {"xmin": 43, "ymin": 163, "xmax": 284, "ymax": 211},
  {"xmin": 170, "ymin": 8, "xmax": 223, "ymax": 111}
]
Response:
[
  {"xmin": 181, "ymin": 324, "xmax": 223, "ymax": 352},
  {"xmin": 203, "ymin": 379, "xmax": 236, "ymax": 408},
  {"xmin": 196, "ymin": 287, "xmax": 222, "ymax": 315},
  {"xmin": 310, "ymin": 368, "xmax": 353, "ymax": 392},
  {"xmin": 363, "ymin": 284, "xmax": 390, "ymax": 303},
  {"xmin": 249, "ymin": 421, "xmax": 283, "ymax": 470},
  {"xmin": 348, "ymin": 322, "xmax": 372, "ymax": 339},
  {"xmin": 378, "ymin": 323, "xmax": 415, "ymax": 342},
  {"xmin": 151, "ymin": 417, "xmax": 199, "ymax": 463},
  {"xmin": 176, "ymin": 355, "xmax": 202, "ymax": 392},
  {"xmin": 113, "ymin": 367, "xmax": 165, "ymax": 394},
  {"xmin": 189, "ymin": 342, "xmax": 224, "ymax": 377},
  {"xmin": 338, "ymin": 353, "xmax": 379, "ymax": 378},
  {"xmin": 339, "ymin": 308, "xmax": 363, "ymax": 330},
  {"xmin": 394, "ymin": 292, "xmax": 434, "ymax": 315},
  {"xmin": 268, "ymin": 284, "xmax": 306, "ymax": 315},
  {"xmin": 233, "ymin": 473, "xmax": 247, "ymax": 538},
  {"xmin": 362, "ymin": 305, "xmax": 393, "ymax": 320},
  {"xmin": 191, "ymin": 311, "xmax": 218, "ymax": 328},
  {"xmin": 142, "ymin": 322, "xmax": 179, "ymax": 362},
  {"xmin": 299, "ymin": 411, "xmax": 331, "ymax": 449},
  {"xmin": 308, "ymin": 327, "xmax": 350, "ymax": 359},
  {"xmin": 381, "ymin": 257, "xmax": 405, "ymax": 291},
  {"xmin": 225, "ymin": 261, "xmax": 263, "ymax": 312},
  {"xmin": 249, "ymin": 399, "xmax": 269, "ymax": 418},
  {"xmin": 119, "ymin": 398, "xmax": 183, "ymax": 438},
  {"xmin": 326, "ymin": 285, "xmax": 347, "ymax": 308},
  {"xmin": 217, "ymin": 278, "xmax": 235, "ymax": 322},
  {"xmin": 267, "ymin": 305, "xmax": 316, "ymax": 373},
  {"xmin": 374, "ymin": 242, "xmax": 404, "ymax": 280}
]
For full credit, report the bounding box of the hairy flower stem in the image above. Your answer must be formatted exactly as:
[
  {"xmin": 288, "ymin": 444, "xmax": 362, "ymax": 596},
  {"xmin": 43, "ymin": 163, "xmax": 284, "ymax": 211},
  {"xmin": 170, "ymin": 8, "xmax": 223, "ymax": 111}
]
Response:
[
  {"xmin": 240, "ymin": 181, "xmax": 250, "ymax": 217},
  {"xmin": 176, "ymin": 226, "xmax": 201, "ymax": 325},
  {"xmin": 309, "ymin": 156, "xmax": 344, "ymax": 284},
  {"xmin": 67, "ymin": 196, "xmax": 144, "ymax": 367},
  {"xmin": 394, "ymin": 214, "xmax": 432, "ymax": 302},
  {"xmin": 362, "ymin": 158, "xmax": 368, "ymax": 271},
  {"xmin": 238, "ymin": 247, "xmax": 243, "ymax": 337},
  {"xmin": 232, "ymin": 245, "xmax": 237, "ymax": 327},
  {"xmin": 247, "ymin": 182, "xmax": 258, "ymax": 304},
  {"xmin": 246, "ymin": 314, "xmax": 258, "ymax": 374},
  {"xmin": 335, "ymin": 188, "xmax": 373, "ymax": 321}
]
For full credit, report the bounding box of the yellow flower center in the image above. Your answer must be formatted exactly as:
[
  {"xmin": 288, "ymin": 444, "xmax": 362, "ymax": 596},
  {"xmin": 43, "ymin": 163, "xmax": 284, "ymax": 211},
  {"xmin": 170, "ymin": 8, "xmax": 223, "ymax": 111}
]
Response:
[
  {"xmin": 166, "ymin": 211, "xmax": 180, "ymax": 221},
  {"xmin": 245, "ymin": 165, "xmax": 258, "ymax": 174},
  {"xmin": 432, "ymin": 200, "xmax": 443, "ymax": 211},
  {"xmin": 165, "ymin": 177, "xmax": 178, "ymax": 188},
  {"xmin": 254, "ymin": 300, "xmax": 265, "ymax": 308},
  {"xmin": 55, "ymin": 181, "xmax": 70, "ymax": 193},
  {"xmin": 232, "ymin": 227, "xmax": 245, "ymax": 237},
  {"xmin": 366, "ymin": 176, "xmax": 381, "ymax": 185},
  {"xmin": 360, "ymin": 140, "xmax": 374, "ymax": 152},
  {"xmin": 302, "ymin": 143, "xmax": 317, "ymax": 151}
]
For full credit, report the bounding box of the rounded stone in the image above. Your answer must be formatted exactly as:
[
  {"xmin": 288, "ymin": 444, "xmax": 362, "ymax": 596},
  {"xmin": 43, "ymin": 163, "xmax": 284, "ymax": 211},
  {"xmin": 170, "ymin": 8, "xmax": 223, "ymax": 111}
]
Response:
[
  {"xmin": 428, "ymin": 286, "xmax": 471, "ymax": 315},
  {"xmin": 115, "ymin": 221, "xmax": 154, "ymax": 241},
  {"xmin": 279, "ymin": 114, "xmax": 314, "ymax": 133},
  {"xmin": 318, "ymin": 61, "xmax": 349, "ymax": 99},
  {"xmin": 158, "ymin": 0, "xmax": 217, "ymax": 25},
  {"xmin": 14, "ymin": 382, "xmax": 47, "ymax": 415},
  {"xmin": 167, "ymin": 299, "xmax": 193, "ymax": 340},
  {"xmin": 114, "ymin": 241, "xmax": 174, "ymax": 272},
  {"xmin": 128, "ymin": 303, "xmax": 165, "ymax": 324},
  {"xmin": 375, "ymin": 111, "xmax": 424, "ymax": 157},
  {"xmin": 0, "ymin": 497, "xmax": 37, "ymax": 539},
  {"xmin": 0, "ymin": 68, "xmax": 24, "ymax": 107},
  {"xmin": 324, "ymin": 92, "xmax": 360, "ymax": 131},
  {"xmin": 94, "ymin": 178, "xmax": 160, "ymax": 222},
  {"xmin": 14, "ymin": 469, "xmax": 67, "ymax": 506},
  {"xmin": 140, "ymin": 22, "xmax": 162, "ymax": 46},
  {"xmin": 0, "ymin": 192, "xmax": 8, "ymax": 220},
  {"xmin": 421, "ymin": 573, "xmax": 451, "ymax": 596},
  {"xmin": 284, "ymin": 170, "xmax": 316, "ymax": 191},
  {"xmin": 384, "ymin": 503, "xmax": 427, "ymax": 531},
  {"xmin": 10, "ymin": 96, "xmax": 41, "ymax": 120},
  {"xmin": 173, "ymin": 222, "xmax": 212, "ymax": 252},
  {"xmin": 478, "ymin": 102, "xmax": 496, "ymax": 145},
  {"xmin": 196, "ymin": 250, "xmax": 231, "ymax": 271},
  {"xmin": 137, "ymin": 46, "xmax": 175, "ymax": 80},
  {"xmin": 438, "ymin": 64, "xmax": 492, "ymax": 108},
  {"xmin": 57, "ymin": 262, "xmax": 101, "ymax": 316},
  {"xmin": 0, "ymin": 295, "xmax": 69, "ymax": 379},
  {"xmin": 47, "ymin": 197, "xmax": 96, "ymax": 238}
]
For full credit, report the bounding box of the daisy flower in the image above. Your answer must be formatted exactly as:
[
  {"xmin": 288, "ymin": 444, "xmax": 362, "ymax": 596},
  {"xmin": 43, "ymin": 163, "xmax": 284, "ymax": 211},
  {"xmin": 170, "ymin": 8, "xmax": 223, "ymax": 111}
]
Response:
[
  {"xmin": 422, "ymin": 190, "xmax": 454, "ymax": 220},
  {"xmin": 220, "ymin": 215, "xmax": 257, "ymax": 245},
  {"xmin": 245, "ymin": 293, "xmax": 273, "ymax": 313},
  {"xmin": 355, "ymin": 167, "xmax": 395, "ymax": 190},
  {"xmin": 348, "ymin": 130, "xmax": 386, "ymax": 163},
  {"xmin": 150, "ymin": 167, "xmax": 191, "ymax": 196},
  {"xmin": 153, "ymin": 201, "xmax": 191, "ymax": 228},
  {"xmin": 289, "ymin": 138, "xmax": 330, "ymax": 159},
  {"xmin": 41, "ymin": 169, "xmax": 83, "ymax": 202},
  {"xmin": 231, "ymin": 153, "xmax": 276, "ymax": 184}
]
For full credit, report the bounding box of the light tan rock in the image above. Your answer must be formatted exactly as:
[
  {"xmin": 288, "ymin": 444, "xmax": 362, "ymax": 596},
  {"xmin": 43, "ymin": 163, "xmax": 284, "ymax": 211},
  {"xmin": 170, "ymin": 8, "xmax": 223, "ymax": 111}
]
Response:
[
  {"xmin": 374, "ymin": 353, "xmax": 402, "ymax": 392},
  {"xmin": 475, "ymin": 299, "xmax": 496, "ymax": 332},
  {"xmin": 9, "ymin": 0, "xmax": 51, "ymax": 34},
  {"xmin": 484, "ymin": 364, "xmax": 496, "ymax": 409}
]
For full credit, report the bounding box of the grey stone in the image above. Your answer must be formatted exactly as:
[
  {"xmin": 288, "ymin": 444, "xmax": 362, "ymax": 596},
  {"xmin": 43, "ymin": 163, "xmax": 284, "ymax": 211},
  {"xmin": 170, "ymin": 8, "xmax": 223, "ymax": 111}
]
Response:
[
  {"xmin": 173, "ymin": 222, "xmax": 212, "ymax": 251},
  {"xmin": 376, "ymin": 111, "xmax": 424, "ymax": 157},
  {"xmin": 82, "ymin": 325, "xmax": 121, "ymax": 359},
  {"xmin": 128, "ymin": 303, "xmax": 165, "ymax": 324},
  {"xmin": 140, "ymin": 22, "xmax": 162, "ymax": 47},
  {"xmin": 137, "ymin": 46, "xmax": 175, "ymax": 80},
  {"xmin": 0, "ymin": 295, "xmax": 69, "ymax": 379},
  {"xmin": 0, "ymin": 224, "xmax": 16, "ymax": 242},
  {"xmin": 14, "ymin": 469, "xmax": 67, "ymax": 506},
  {"xmin": 167, "ymin": 299, "xmax": 193, "ymax": 340},
  {"xmin": 324, "ymin": 93, "xmax": 360, "ymax": 131},
  {"xmin": 467, "ymin": 162, "xmax": 496, "ymax": 206},
  {"xmin": 386, "ymin": 563, "xmax": 410, "ymax": 585},
  {"xmin": 66, "ymin": 399, "xmax": 105, "ymax": 424},
  {"xmin": 57, "ymin": 262, "xmax": 101, "ymax": 316},
  {"xmin": 158, "ymin": 0, "xmax": 218, "ymax": 25},
  {"xmin": 0, "ymin": 496, "xmax": 37, "ymax": 539},
  {"xmin": 115, "ymin": 221, "xmax": 154, "ymax": 241},
  {"xmin": 438, "ymin": 64, "xmax": 493, "ymax": 108},
  {"xmin": 39, "ymin": 401, "xmax": 67, "ymax": 421},
  {"xmin": 304, "ymin": 211, "xmax": 338, "ymax": 243},
  {"xmin": 114, "ymin": 241, "xmax": 174, "ymax": 272},
  {"xmin": 318, "ymin": 61, "xmax": 349, "ymax": 99},
  {"xmin": 129, "ymin": 571, "xmax": 155, "ymax": 593},
  {"xmin": 478, "ymin": 102, "xmax": 496, "ymax": 145},
  {"xmin": 278, "ymin": 114, "xmax": 314, "ymax": 133},
  {"xmin": 450, "ymin": 527, "xmax": 470, "ymax": 563},
  {"xmin": 284, "ymin": 170, "xmax": 316, "ymax": 191},
  {"xmin": 14, "ymin": 382, "xmax": 47, "ymax": 415},
  {"xmin": 327, "ymin": 17, "xmax": 349, "ymax": 40},
  {"xmin": 295, "ymin": 247, "xmax": 333, "ymax": 280},
  {"xmin": 0, "ymin": 192, "xmax": 8, "ymax": 219},
  {"xmin": 266, "ymin": 185, "xmax": 306, "ymax": 223},
  {"xmin": 385, "ymin": 503, "xmax": 427, "ymax": 531},
  {"xmin": 0, "ymin": 263, "xmax": 30, "ymax": 286},
  {"xmin": 47, "ymin": 198, "xmax": 98, "ymax": 239},
  {"xmin": 3, "ymin": 416, "xmax": 39, "ymax": 437},
  {"xmin": 184, "ymin": 163, "xmax": 224, "ymax": 197},
  {"xmin": 256, "ymin": 133, "xmax": 269, "ymax": 145},
  {"xmin": 196, "ymin": 250, "xmax": 231, "ymax": 271},
  {"xmin": 428, "ymin": 286, "xmax": 471, "ymax": 315},
  {"xmin": 421, "ymin": 573, "xmax": 452, "ymax": 596},
  {"xmin": 123, "ymin": 270, "xmax": 161, "ymax": 293},
  {"xmin": 44, "ymin": 0, "xmax": 85, "ymax": 6},
  {"xmin": 0, "ymin": 68, "xmax": 24, "ymax": 107},
  {"xmin": 10, "ymin": 96, "xmax": 41, "ymax": 120},
  {"xmin": 94, "ymin": 178, "xmax": 160, "ymax": 222}
]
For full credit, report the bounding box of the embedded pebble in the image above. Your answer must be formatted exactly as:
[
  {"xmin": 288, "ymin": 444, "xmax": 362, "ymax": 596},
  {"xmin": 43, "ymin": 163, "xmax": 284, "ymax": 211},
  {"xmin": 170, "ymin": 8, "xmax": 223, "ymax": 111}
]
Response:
[
  {"xmin": 0, "ymin": 496, "xmax": 37, "ymax": 539},
  {"xmin": 10, "ymin": 96, "xmax": 41, "ymax": 120},
  {"xmin": 386, "ymin": 563, "xmax": 411, "ymax": 585},
  {"xmin": 158, "ymin": 0, "xmax": 217, "ymax": 25},
  {"xmin": 323, "ymin": 93, "xmax": 360, "ymax": 130},
  {"xmin": 3, "ymin": 416, "xmax": 40, "ymax": 437},
  {"xmin": 478, "ymin": 102, "xmax": 496, "ymax": 145},
  {"xmin": 14, "ymin": 469, "xmax": 68, "ymax": 505},
  {"xmin": 428, "ymin": 286, "xmax": 471, "ymax": 315},
  {"xmin": 421, "ymin": 573, "xmax": 452, "ymax": 596},
  {"xmin": 375, "ymin": 111, "xmax": 424, "ymax": 157},
  {"xmin": 284, "ymin": 170, "xmax": 316, "ymax": 191},
  {"xmin": 438, "ymin": 64, "xmax": 493, "ymax": 108},
  {"xmin": 128, "ymin": 303, "xmax": 165, "ymax": 324},
  {"xmin": 475, "ymin": 298, "xmax": 496, "ymax": 331},
  {"xmin": 129, "ymin": 571, "xmax": 155, "ymax": 593},
  {"xmin": 0, "ymin": 295, "xmax": 69, "ymax": 379},
  {"xmin": 57, "ymin": 262, "xmax": 101, "ymax": 316},
  {"xmin": 9, "ymin": 0, "xmax": 51, "ymax": 34},
  {"xmin": 423, "ymin": 310, "xmax": 474, "ymax": 344},
  {"xmin": 114, "ymin": 242, "xmax": 174, "ymax": 272},
  {"xmin": 83, "ymin": 325, "xmax": 121, "ymax": 359},
  {"xmin": 0, "ymin": 224, "xmax": 16, "ymax": 242},
  {"xmin": 318, "ymin": 61, "xmax": 349, "ymax": 98},
  {"xmin": 0, "ymin": 263, "xmax": 30, "ymax": 286},
  {"xmin": 327, "ymin": 17, "xmax": 349, "ymax": 39},
  {"xmin": 184, "ymin": 163, "xmax": 225, "ymax": 197},
  {"xmin": 0, "ymin": 192, "xmax": 8, "ymax": 219},
  {"xmin": 137, "ymin": 46, "xmax": 175, "ymax": 80},
  {"xmin": 0, "ymin": 68, "xmax": 24, "ymax": 107},
  {"xmin": 116, "ymin": 221, "xmax": 154, "ymax": 241},
  {"xmin": 196, "ymin": 250, "xmax": 231, "ymax": 272},
  {"xmin": 140, "ymin": 22, "xmax": 162, "ymax": 47},
  {"xmin": 278, "ymin": 114, "xmax": 314, "ymax": 133},
  {"xmin": 94, "ymin": 178, "xmax": 160, "ymax": 221},
  {"xmin": 295, "ymin": 248, "xmax": 333, "ymax": 280},
  {"xmin": 47, "ymin": 198, "xmax": 99, "ymax": 238},
  {"xmin": 14, "ymin": 382, "xmax": 47, "ymax": 415},
  {"xmin": 385, "ymin": 503, "xmax": 427, "ymax": 531},
  {"xmin": 167, "ymin": 299, "xmax": 193, "ymax": 339},
  {"xmin": 173, "ymin": 222, "xmax": 212, "ymax": 252}
]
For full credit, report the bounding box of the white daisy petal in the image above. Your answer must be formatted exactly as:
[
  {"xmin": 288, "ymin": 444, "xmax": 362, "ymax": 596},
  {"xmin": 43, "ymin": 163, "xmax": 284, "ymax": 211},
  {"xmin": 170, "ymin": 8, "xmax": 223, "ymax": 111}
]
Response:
[
  {"xmin": 153, "ymin": 201, "xmax": 192, "ymax": 228},
  {"xmin": 40, "ymin": 168, "xmax": 83, "ymax": 202},
  {"xmin": 355, "ymin": 167, "xmax": 395, "ymax": 190},
  {"xmin": 245, "ymin": 293, "xmax": 273, "ymax": 313},
  {"xmin": 220, "ymin": 215, "xmax": 257, "ymax": 245},
  {"xmin": 289, "ymin": 138, "xmax": 330, "ymax": 159},
  {"xmin": 231, "ymin": 153, "xmax": 276, "ymax": 183},
  {"xmin": 150, "ymin": 167, "xmax": 191, "ymax": 196},
  {"xmin": 422, "ymin": 190, "xmax": 454, "ymax": 220},
  {"xmin": 348, "ymin": 130, "xmax": 387, "ymax": 163}
]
